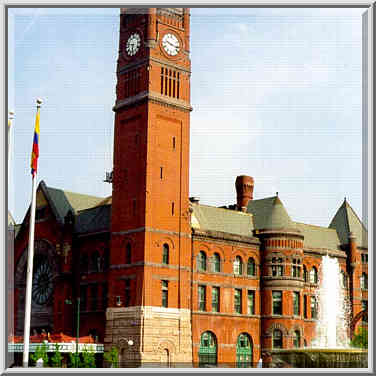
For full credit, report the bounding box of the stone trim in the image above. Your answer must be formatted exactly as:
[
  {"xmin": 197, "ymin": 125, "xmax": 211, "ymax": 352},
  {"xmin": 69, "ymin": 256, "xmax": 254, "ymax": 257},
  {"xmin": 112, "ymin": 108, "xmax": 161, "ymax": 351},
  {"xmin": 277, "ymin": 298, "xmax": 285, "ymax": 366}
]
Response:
[
  {"xmin": 149, "ymin": 56, "xmax": 191, "ymax": 73},
  {"xmin": 264, "ymin": 322, "xmax": 289, "ymax": 337},
  {"xmin": 112, "ymin": 226, "xmax": 191, "ymax": 239},
  {"xmin": 194, "ymin": 268, "xmax": 260, "ymax": 280},
  {"xmin": 303, "ymin": 248, "xmax": 346, "ymax": 259},
  {"xmin": 110, "ymin": 261, "xmax": 190, "ymax": 272},
  {"xmin": 192, "ymin": 280, "xmax": 260, "ymax": 290},
  {"xmin": 152, "ymin": 274, "xmax": 178, "ymax": 281},
  {"xmin": 193, "ymin": 228, "xmax": 260, "ymax": 247},
  {"xmin": 192, "ymin": 311, "xmax": 261, "ymax": 319},
  {"xmin": 113, "ymin": 91, "xmax": 192, "ymax": 112}
]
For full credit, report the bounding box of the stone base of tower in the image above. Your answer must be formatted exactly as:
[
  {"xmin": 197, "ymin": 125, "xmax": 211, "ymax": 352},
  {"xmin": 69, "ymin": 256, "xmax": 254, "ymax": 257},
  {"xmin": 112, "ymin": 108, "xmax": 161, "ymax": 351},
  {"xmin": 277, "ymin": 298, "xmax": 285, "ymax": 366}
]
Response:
[{"xmin": 105, "ymin": 306, "xmax": 193, "ymax": 367}]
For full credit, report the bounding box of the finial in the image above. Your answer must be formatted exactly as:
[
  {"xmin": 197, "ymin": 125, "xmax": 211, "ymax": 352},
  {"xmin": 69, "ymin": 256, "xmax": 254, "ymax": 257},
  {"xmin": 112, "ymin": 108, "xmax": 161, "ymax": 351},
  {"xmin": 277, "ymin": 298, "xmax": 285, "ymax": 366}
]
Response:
[
  {"xmin": 344, "ymin": 196, "xmax": 347, "ymax": 202},
  {"xmin": 276, "ymin": 192, "xmax": 278, "ymax": 196},
  {"xmin": 9, "ymin": 110, "xmax": 15, "ymax": 119},
  {"xmin": 36, "ymin": 98, "xmax": 43, "ymax": 107}
]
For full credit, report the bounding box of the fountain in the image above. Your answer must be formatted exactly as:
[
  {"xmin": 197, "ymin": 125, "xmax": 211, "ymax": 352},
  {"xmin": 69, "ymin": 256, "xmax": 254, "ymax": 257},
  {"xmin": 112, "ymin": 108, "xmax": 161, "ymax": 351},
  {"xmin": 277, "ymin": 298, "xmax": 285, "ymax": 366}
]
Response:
[
  {"xmin": 266, "ymin": 255, "xmax": 368, "ymax": 368},
  {"xmin": 312, "ymin": 255, "xmax": 350, "ymax": 348}
]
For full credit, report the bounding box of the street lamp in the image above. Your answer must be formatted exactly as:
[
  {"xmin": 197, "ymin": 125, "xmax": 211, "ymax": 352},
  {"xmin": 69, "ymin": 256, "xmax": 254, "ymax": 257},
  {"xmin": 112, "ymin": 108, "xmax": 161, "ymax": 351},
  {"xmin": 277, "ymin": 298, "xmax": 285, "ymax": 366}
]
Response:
[{"xmin": 65, "ymin": 298, "xmax": 80, "ymax": 367}]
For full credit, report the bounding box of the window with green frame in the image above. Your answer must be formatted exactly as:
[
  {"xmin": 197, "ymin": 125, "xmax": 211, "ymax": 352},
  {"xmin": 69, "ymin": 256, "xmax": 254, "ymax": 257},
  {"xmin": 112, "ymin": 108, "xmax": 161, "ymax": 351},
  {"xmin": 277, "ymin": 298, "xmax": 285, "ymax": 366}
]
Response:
[
  {"xmin": 234, "ymin": 256, "xmax": 243, "ymax": 275},
  {"xmin": 247, "ymin": 258, "xmax": 256, "ymax": 276},
  {"xmin": 293, "ymin": 291, "xmax": 300, "ymax": 316},
  {"xmin": 212, "ymin": 287, "xmax": 219, "ymax": 312},
  {"xmin": 213, "ymin": 253, "xmax": 221, "ymax": 272},
  {"xmin": 235, "ymin": 289, "xmax": 242, "ymax": 314},
  {"xmin": 236, "ymin": 333, "xmax": 253, "ymax": 367},
  {"xmin": 272, "ymin": 291, "xmax": 282, "ymax": 315},
  {"xmin": 198, "ymin": 285, "xmax": 206, "ymax": 311},
  {"xmin": 162, "ymin": 243, "xmax": 169, "ymax": 264},
  {"xmin": 199, "ymin": 331, "xmax": 217, "ymax": 367},
  {"xmin": 162, "ymin": 280, "xmax": 168, "ymax": 308},
  {"xmin": 293, "ymin": 330, "xmax": 300, "ymax": 348},
  {"xmin": 247, "ymin": 290, "xmax": 255, "ymax": 315},
  {"xmin": 273, "ymin": 329, "xmax": 283, "ymax": 349},
  {"xmin": 311, "ymin": 296, "xmax": 318, "ymax": 319},
  {"xmin": 198, "ymin": 251, "xmax": 207, "ymax": 271}
]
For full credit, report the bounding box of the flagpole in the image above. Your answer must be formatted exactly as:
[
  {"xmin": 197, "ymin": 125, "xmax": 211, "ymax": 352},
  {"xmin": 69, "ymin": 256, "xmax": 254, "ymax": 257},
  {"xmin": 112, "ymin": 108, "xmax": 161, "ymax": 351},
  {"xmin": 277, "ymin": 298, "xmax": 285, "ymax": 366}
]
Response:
[
  {"xmin": 22, "ymin": 98, "xmax": 42, "ymax": 367},
  {"xmin": 8, "ymin": 110, "xmax": 14, "ymax": 166}
]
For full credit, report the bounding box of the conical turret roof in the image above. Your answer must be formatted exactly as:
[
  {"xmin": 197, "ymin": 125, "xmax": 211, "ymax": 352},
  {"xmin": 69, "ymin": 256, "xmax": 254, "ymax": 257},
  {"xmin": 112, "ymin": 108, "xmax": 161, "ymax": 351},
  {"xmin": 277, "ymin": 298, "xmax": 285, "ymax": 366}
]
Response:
[
  {"xmin": 329, "ymin": 199, "xmax": 367, "ymax": 247},
  {"xmin": 247, "ymin": 195, "xmax": 294, "ymax": 231}
]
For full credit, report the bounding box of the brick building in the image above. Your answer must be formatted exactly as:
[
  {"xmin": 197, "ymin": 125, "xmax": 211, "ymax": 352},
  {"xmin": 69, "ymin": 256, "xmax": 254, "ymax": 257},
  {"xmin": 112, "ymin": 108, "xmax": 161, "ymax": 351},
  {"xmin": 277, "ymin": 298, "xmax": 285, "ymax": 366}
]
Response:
[{"xmin": 13, "ymin": 8, "xmax": 368, "ymax": 367}]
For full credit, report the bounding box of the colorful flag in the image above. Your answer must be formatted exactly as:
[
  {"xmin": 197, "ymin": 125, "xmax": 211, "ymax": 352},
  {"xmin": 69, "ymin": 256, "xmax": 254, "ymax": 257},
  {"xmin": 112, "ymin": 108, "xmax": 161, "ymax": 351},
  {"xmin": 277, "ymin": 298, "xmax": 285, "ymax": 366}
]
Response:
[{"xmin": 30, "ymin": 107, "xmax": 40, "ymax": 177}]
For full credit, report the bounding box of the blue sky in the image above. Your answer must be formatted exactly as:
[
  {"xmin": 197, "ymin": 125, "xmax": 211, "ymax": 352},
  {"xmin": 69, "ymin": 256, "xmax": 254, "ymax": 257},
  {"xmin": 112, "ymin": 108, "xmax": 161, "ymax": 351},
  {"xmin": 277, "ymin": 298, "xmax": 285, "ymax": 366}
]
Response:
[{"xmin": 8, "ymin": 7, "xmax": 366, "ymax": 228}]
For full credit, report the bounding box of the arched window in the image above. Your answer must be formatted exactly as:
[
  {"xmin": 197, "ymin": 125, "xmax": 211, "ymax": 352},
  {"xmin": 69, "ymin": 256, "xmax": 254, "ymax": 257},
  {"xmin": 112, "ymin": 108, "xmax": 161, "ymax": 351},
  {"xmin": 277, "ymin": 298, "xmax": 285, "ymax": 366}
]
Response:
[
  {"xmin": 198, "ymin": 251, "xmax": 207, "ymax": 271},
  {"xmin": 293, "ymin": 330, "xmax": 301, "ymax": 348},
  {"xmin": 234, "ymin": 256, "xmax": 243, "ymax": 275},
  {"xmin": 361, "ymin": 273, "xmax": 368, "ymax": 290},
  {"xmin": 213, "ymin": 253, "xmax": 221, "ymax": 272},
  {"xmin": 162, "ymin": 243, "xmax": 169, "ymax": 265},
  {"xmin": 273, "ymin": 329, "xmax": 283, "ymax": 349},
  {"xmin": 247, "ymin": 258, "xmax": 256, "ymax": 276},
  {"xmin": 303, "ymin": 265, "xmax": 308, "ymax": 282},
  {"xmin": 236, "ymin": 333, "xmax": 253, "ymax": 367},
  {"xmin": 199, "ymin": 331, "xmax": 217, "ymax": 367},
  {"xmin": 309, "ymin": 267, "xmax": 318, "ymax": 284},
  {"xmin": 126, "ymin": 243, "xmax": 131, "ymax": 264}
]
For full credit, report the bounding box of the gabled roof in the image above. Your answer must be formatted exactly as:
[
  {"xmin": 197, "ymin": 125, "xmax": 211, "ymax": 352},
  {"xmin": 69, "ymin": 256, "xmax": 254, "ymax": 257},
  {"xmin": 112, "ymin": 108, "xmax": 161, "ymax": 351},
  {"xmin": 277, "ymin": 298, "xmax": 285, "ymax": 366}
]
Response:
[
  {"xmin": 75, "ymin": 204, "xmax": 111, "ymax": 235},
  {"xmin": 329, "ymin": 199, "xmax": 368, "ymax": 248},
  {"xmin": 40, "ymin": 181, "xmax": 104, "ymax": 224},
  {"xmin": 191, "ymin": 203, "xmax": 254, "ymax": 237},
  {"xmin": 246, "ymin": 196, "xmax": 294, "ymax": 231}
]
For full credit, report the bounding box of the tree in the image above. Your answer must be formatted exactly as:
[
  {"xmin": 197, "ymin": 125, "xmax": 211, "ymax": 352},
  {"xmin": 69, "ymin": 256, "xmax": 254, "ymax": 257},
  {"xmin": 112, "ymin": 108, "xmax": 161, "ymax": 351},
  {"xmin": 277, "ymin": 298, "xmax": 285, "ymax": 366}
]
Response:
[
  {"xmin": 104, "ymin": 346, "xmax": 119, "ymax": 368},
  {"xmin": 350, "ymin": 326, "xmax": 368, "ymax": 349},
  {"xmin": 30, "ymin": 342, "xmax": 49, "ymax": 366},
  {"xmin": 50, "ymin": 343, "xmax": 63, "ymax": 367}
]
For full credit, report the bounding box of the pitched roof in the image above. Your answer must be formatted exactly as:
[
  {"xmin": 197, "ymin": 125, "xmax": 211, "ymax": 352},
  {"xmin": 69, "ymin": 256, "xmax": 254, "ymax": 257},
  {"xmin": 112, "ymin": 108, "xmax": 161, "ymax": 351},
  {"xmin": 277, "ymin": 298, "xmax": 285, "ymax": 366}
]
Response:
[
  {"xmin": 39, "ymin": 181, "xmax": 104, "ymax": 224},
  {"xmin": 246, "ymin": 196, "xmax": 294, "ymax": 231},
  {"xmin": 191, "ymin": 203, "xmax": 254, "ymax": 237},
  {"xmin": 329, "ymin": 199, "xmax": 368, "ymax": 248},
  {"xmin": 75, "ymin": 204, "xmax": 111, "ymax": 234},
  {"xmin": 294, "ymin": 222, "xmax": 341, "ymax": 250}
]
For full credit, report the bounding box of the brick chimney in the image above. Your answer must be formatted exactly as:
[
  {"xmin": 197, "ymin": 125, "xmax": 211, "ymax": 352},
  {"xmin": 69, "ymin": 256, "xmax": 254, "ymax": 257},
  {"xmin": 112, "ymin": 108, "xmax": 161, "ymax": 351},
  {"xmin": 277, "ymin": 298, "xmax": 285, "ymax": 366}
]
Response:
[{"xmin": 235, "ymin": 175, "xmax": 254, "ymax": 212}]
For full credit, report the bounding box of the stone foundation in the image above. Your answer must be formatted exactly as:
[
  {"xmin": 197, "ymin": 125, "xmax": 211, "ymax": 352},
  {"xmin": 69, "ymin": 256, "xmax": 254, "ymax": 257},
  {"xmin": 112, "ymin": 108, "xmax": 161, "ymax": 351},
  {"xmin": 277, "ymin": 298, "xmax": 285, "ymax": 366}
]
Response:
[{"xmin": 105, "ymin": 306, "xmax": 192, "ymax": 367}]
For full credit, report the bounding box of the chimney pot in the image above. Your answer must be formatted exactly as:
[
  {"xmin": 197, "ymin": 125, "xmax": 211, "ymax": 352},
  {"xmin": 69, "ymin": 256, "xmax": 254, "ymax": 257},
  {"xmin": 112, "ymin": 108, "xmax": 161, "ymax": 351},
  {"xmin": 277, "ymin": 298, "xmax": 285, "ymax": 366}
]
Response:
[{"xmin": 235, "ymin": 175, "xmax": 254, "ymax": 211}]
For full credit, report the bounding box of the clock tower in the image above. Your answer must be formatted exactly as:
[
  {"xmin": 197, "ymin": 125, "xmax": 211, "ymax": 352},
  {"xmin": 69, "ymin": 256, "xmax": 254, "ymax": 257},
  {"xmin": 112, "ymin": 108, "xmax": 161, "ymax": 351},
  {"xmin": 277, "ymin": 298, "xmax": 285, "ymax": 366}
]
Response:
[{"xmin": 105, "ymin": 8, "xmax": 193, "ymax": 366}]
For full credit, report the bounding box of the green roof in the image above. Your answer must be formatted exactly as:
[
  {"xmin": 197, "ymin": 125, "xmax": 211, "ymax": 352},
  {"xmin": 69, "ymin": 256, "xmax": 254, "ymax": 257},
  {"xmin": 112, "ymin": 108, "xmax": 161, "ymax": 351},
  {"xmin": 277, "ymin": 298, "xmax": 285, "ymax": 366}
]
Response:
[
  {"xmin": 246, "ymin": 196, "xmax": 295, "ymax": 230},
  {"xmin": 191, "ymin": 204, "xmax": 254, "ymax": 237},
  {"xmin": 329, "ymin": 199, "xmax": 368, "ymax": 248},
  {"xmin": 294, "ymin": 222, "xmax": 340, "ymax": 250}
]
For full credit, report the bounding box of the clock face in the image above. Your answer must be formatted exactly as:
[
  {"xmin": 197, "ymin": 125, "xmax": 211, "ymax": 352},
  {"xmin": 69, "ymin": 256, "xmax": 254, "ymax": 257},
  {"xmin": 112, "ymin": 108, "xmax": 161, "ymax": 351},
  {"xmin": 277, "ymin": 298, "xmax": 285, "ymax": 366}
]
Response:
[
  {"xmin": 126, "ymin": 33, "xmax": 141, "ymax": 56},
  {"xmin": 162, "ymin": 33, "xmax": 180, "ymax": 56},
  {"xmin": 32, "ymin": 255, "xmax": 54, "ymax": 305}
]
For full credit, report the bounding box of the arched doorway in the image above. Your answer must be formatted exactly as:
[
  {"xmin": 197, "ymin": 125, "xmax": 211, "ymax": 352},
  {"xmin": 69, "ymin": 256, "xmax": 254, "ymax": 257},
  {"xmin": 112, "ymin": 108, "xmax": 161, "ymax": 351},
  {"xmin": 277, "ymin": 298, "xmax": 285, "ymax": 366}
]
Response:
[
  {"xmin": 199, "ymin": 331, "xmax": 217, "ymax": 367},
  {"xmin": 162, "ymin": 348, "xmax": 170, "ymax": 367},
  {"xmin": 236, "ymin": 333, "xmax": 253, "ymax": 367}
]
